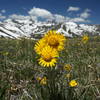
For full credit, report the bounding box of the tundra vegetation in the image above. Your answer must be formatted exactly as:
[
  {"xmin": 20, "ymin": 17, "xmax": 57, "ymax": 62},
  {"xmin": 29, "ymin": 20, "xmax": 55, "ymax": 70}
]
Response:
[{"xmin": 0, "ymin": 31, "xmax": 100, "ymax": 100}]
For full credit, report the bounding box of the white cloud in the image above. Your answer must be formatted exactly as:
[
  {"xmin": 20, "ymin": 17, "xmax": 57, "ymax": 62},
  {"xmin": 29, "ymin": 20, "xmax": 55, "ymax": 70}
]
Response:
[
  {"xmin": 28, "ymin": 7, "xmax": 89, "ymax": 23},
  {"xmin": 53, "ymin": 15, "xmax": 89, "ymax": 23},
  {"xmin": 54, "ymin": 14, "xmax": 66, "ymax": 23},
  {"xmin": 28, "ymin": 7, "xmax": 69, "ymax": 22},
  {"xmin": 28, "ymin": 7, "xmax": 53, "ymax": 20},
  {"xmin": 9, "ymin": 14, "xmax": 28, "ymax": 20},
  {"xmin": 67, "ymin": 6, "xmax": 80, "ymax": 12},
  {"xmin": 7, "ymin": 7, "xmax": 90, "ymax": 23},
  {"xmin": 9, "ymin": 14, "xmax": 37, "ymax": 21},
  {"xmin": 69, "ymin": 17, "xmax": 89, "ymax": 23},
  {"xmin": 30, "ymin": 16, "xmax": 38, "ymax": 21},
  {"xmin": 1, "ymin": 10, "xmax": 6, "ymax": 13},
  {"xmin": 85, "ymin": 8, "xmax": 91, "ymax": 12},
  {"xmin": 0, "ymin": 13, "xmax": 6, "ymax": 19},
  {"xmin": 80, "ymin": 8, "xmax": 91, "ymax": 19}
]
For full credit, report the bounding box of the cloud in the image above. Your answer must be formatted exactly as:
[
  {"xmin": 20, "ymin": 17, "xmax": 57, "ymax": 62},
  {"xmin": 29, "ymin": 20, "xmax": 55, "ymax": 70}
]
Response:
[
  {"xmin": 67, "ymin": 6, "xmax": 80, "ymax": 12},
  {"xmin": 80, "ymin": 8, "xmax": 91, "ymax": 19},
  {"xmin": 54, "ymin": 14, "xmax": 66, "ymax": 23},
  {"xmin": 85, "ymin": 8, "xmax": 91, "ymax": 12},
  {"xmin": 9, "ymin": 14, "xmax": 37, "ymax": 21},
  {"xmin": 0, "ymin": 13, "xmax": 6, "ymax": 19},
  {"xmin": 69, "ymin": 17, "xmax": 90, "ymax": 23},
  {"xmin": 1, "ymin": 10, "xmax": 6, "ymax": 13},
  {"xmin": 7, "ymin": 7, "xmax": 90, "ymax": 23},
  {"xmin": 9, "ymin": 14, "xmax": 30, "ymax": 20},
  {"xmin": 27, "ymin": 7, "xmax": 89, "ymax": 23},
  {"xmin": 53, "ymin": 15, "xmax": 89, "ymax": 23},
  {"xmin": 28, "ymin": 7, "xmax": 68, "ymax": 23},
  {"xmin": 28, "ymin": 7, "xmax": 53, "ymax": 20}
]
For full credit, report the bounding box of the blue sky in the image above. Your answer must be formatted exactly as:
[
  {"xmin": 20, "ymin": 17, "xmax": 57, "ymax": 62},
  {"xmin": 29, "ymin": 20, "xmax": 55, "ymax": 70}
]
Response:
[{"xmin": 0, "ymin": 0, "xmax": 100, "ymax": 24}]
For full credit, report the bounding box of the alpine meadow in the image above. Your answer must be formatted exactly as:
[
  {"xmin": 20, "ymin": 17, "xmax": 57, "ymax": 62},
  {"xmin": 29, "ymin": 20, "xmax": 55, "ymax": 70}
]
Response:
[
  {"xmin": 0, "ymin": 31, "xmax": 100, "ymax": 100},
  {"xmin": 0, "ymin": 0, "xmax": 100, "ymax": 99}
]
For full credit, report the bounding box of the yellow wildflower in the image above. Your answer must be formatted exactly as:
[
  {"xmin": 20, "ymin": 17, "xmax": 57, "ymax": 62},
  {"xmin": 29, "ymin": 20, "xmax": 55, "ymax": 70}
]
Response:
[
  {"xmin": 38, "ymin": 46, "xmax": 59, "ymax": 67},
  {"xmin": 64, "ymin": 64, "xmax": 72, "ymax": 71},
  {"xmin": 34, "ymin": 38, "xmax": 47, "ymax": 55},
  {"xmin": 40, "ymin": 77, "xmax": 47, "ymax": 85},
  {"xmin": 37, "ymin": 77, "xmax": 42, "ymax": 81},
  {"xmin": 43, "ymin": 30, "xmax": 66, "ymax": 51},
  {"xmin": 69, "ymin": 80, "xmax": 78, "ymax": 87},
  {"xmin": 82, "ymin": 35, "xmax": 89, "ymax": 44}
]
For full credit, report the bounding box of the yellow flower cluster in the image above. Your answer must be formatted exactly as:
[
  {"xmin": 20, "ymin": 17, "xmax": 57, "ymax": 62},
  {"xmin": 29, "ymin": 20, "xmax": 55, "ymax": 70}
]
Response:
[
  {"xmin": 34, "ymin": 30, "xmax": 66, "ymax": 67},
  {"xmin": 37, "ymin": 76, "xmax": 47, "ymax": 85},
  {"xmin": 82, "ymin": 35, "xmax": 89, "ymax": 44}
]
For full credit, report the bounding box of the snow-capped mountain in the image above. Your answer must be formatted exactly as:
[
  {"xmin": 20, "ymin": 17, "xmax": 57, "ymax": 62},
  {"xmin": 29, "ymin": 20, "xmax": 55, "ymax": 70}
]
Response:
[
  {"xmin": 0, "ymin": 18, "xmax": 100, "ymax": 38},
  {"xmin": 57, "ymin": 22, "xmax": 99, "ymax": 37}
]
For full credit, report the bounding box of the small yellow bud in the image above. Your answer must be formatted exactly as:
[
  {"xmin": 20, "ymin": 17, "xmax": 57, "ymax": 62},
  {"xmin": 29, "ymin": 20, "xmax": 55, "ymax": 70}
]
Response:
[
  {"xmin": 40, "ymin": 77, "xmax": 47, "ymax": 85},
  {"xmin": 69, "ymin": 80, "xmax": 78, "ymax": 87},
  {"xmin": 64, "ymin": 64, "xmax": 72, "ymax": 71}
]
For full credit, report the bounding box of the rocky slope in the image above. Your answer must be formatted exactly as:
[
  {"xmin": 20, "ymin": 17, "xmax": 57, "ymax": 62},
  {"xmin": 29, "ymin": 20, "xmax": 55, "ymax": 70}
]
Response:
[{"xmin": 0, "ymin": 18, "xmax": 99, "ymax": 38}]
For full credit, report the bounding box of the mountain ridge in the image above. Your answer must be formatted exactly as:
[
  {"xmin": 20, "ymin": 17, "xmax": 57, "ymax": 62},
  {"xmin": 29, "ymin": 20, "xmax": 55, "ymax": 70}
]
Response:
[{"xmin": 0, "ymin": 18, "xmax": 100, "ymax": 38}]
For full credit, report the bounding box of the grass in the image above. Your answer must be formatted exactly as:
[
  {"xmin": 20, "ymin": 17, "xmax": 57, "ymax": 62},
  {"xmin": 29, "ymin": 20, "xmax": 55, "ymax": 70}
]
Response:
[{"xmin": 0, "ymin": 36, "xmax": 100, "ymax": 100}]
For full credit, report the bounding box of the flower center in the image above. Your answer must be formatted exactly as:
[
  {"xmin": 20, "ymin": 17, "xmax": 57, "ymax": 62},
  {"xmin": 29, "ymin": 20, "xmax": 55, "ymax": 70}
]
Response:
[
  {"xmin": 48, "ymin": 37, "xmax": 59, "ymax": 48},
  {"xmin": 42, "ymin": 53, "xmax": 52, "ymax": 62},
  {"xmin": 43, "ymin": 56, "xmax": 52, "ymax": 62}
]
